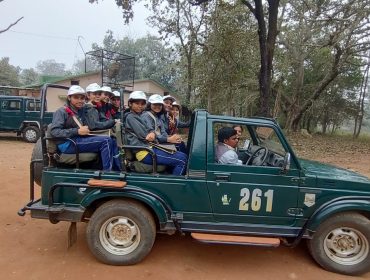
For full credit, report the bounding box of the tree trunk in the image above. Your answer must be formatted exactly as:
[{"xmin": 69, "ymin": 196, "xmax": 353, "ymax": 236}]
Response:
[
  {"xmin": 244, "ymin": 0, "xmax": 280, "ymax": 117},
  {"xmin": 186, "ymin": 52, "xmax": 193, "ymax": 105},
  {"xmin": 354, "ymin": 55, "xmax": 370, "ymax": 138}
]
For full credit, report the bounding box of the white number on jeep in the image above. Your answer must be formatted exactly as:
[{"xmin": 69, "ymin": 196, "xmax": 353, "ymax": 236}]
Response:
[{"xmin": 239, "ymin": 188, "xmax": 274, "ymax": 212}]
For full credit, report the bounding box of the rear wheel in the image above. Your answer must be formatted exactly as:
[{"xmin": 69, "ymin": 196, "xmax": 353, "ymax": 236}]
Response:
[
  {"xmin": 22, "ymin": 126, "xmax": 40, "ymax": 143},
  {"xmin": 86, "ymin": 199, "xmax": 156, "ymax": 265},
  {"xmin": 307, "ymin": 212, "xmax": 370, "ymax": 275},
  {"xmin": 31, "ymin": 138, "xmax": 43, "ymax": 186}
]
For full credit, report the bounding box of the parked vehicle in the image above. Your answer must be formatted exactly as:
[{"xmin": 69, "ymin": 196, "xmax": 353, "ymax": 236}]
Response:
[
  {"xmin": 0, "ymin": 95, "xmax": 53, "ymax": 142},
  {"xmin": 19, "ymin": 84, "xmax": 370, "ymax": 276}
]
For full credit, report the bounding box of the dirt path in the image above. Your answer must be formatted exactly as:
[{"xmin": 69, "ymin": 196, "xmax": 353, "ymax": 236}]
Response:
[{"xmin": 0, "ymin": 136, "xmax": 369, "ymax": 280}]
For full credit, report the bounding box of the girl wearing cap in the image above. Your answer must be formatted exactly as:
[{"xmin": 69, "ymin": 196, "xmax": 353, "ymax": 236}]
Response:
[
  {"xmin": 50, "ymin": 85, "xmax": 120, "ymax": 171},
  {"xmin": 110, "ymin": 90, "xmax": 121, "ymax": 119},
  {"xmin": 100, "ymin": 86, "xmax": 114, "ymax": 120},
  {"xmin": 162, "ymin": 97, "xmax": 188, "ymax": 153},
  {"xmin": 162, "ymin": 95, "xmax": 190, "ymax": 136},
  {"xmin": 84, "ymin": 83, "xmax": 115, "ymax": 131},
  {"xmin": 142, "ymin": 94, "xmax": 183, "ymax": 145},
  {"xmin": 124, "ymin": 92, "xmax": 187, "ymax": 176}
]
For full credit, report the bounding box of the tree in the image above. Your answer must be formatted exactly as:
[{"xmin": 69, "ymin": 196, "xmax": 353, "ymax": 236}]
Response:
[
  {"xmin": 147, "ymin": 0, "xmax": 208, "ymax": 105},
  {"xmin": 0, "ymin": 57, "xmax": 20, "ymax": 86},
  {"xmin": 191, "ymin": 0, "xmax": 280, "ymax": 116},
  {"xmin": 36, "ymin": 59, "xmax": 68, "ymax": 76},
  {"xmin": 19, "ymin": 68, "xmax": 40, "ymax": 86},
  {"xmin": 278, "ymin": 0, "xmax": 370, "ymax": 131},
  {"xmin": 353, "ymin": 55, "xmax": 370, "ymax": 138},
  {"xmin": 241, "ymin": 0, "xmax": 280, "ymax": 117},
  {"xmin": 192, "ymin": 1, "xmax": 260, "ymax": 116},
  {"xmin": 89, "ymin": 0, "xmax": 208, "ymax": 105},
  {"xmin": 91, "ymin": 31, "xmax": 177, "ymax": 89}
]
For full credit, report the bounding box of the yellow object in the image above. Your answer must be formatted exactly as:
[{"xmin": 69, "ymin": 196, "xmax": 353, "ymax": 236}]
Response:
[{"xmin": 136, "ymin": 150, "xmax": 149, "ymax": 161}]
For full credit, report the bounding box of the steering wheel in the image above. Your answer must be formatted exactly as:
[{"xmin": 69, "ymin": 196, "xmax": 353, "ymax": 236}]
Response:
[{"xmin": 246, "ymin": 147, "xmax": 269, "ymax": 166}]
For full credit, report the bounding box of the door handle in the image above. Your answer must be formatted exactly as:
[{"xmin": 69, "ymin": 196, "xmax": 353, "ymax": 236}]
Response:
[{"xmin": 215, "ymin": 174, "xmax": 230, "ymax": 182}]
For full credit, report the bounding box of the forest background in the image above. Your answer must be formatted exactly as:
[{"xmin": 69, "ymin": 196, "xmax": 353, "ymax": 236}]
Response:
[{"xmin": 1, "ymin": 0, "xmax": 370, "ymax": 137}]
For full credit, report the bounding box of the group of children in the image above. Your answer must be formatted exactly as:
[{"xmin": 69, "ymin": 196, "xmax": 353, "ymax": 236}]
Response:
[
  {"xmin": 124, "ymin": 91, "xmax": 188, "ymax": 175},
  {"xmin": 50, "ymin": 84, "xmax": 188, "ymax": 175}
]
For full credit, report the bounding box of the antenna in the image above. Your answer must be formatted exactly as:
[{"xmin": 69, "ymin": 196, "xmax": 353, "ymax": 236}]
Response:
[{"xmin": 77, "ymin": 36, "xmax": 86, "ymax": 55}]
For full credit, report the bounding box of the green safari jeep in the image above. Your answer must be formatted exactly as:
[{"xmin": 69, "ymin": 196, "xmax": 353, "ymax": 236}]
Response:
[
  {"xmin": 19, "ymin": 84, "xmax": 370, "ymax": 276},
  {"xmin": 0, "ymin": 95, "xmax": 53, "ymax": 142}
]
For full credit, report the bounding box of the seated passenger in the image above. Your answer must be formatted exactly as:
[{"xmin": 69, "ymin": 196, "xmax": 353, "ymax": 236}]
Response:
[
  {"xmin": 84, "ymin": 83, "xmax": 115, "ymax": 130},
  {"xmin": 161, "ymin": 96, "xmax": 188, "ymax": 153},
  {"xmin": 162, "ymin": 95, "xmax": 190, "ymax": 135},
  {"xmin": 110, "ymin": 90, "xmax": 122, "ymax": 119},
  {"xmin": 233, "ymin": 125, "xmax": 243, "ymax": 138},
  {"xmin": 100, "ymin": 86, "xmax": 114, "ymax": 120},
  {"xmin": 142, "ymin": 94, "xmax": 183, "ymax": 145},
  {"xmin": 50, "ymin": 85, "xmax": 121, "ymax": 171},
  {"xmin": 216, "ymin": 127, "xmax": 243, "ymax": 165},
  {"xmin": 124, "ymin": 91, "xmax": 187, "ymax": 176}
]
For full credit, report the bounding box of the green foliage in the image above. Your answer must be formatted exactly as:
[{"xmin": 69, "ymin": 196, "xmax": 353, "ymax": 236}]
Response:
[
  {"xmin": 36, "ymin": 59, "xmax": 68, "ymax": 76},
  {"xmin": 0, "ymin": 57, "xmax": 20, "ymax": 86},
  {"xmin": 277, "ymin": 0, "xmax": 370, "ymax": 131},
  {"xmin": 19, "ymin": 68, "xmax": 40, "ymax": 86},
  {"xmin": 192, "ymin": 2, "xmax": 260, "ymax": 116},
  {"xmin": 91, "ymin": 31, "xmax": 177, "ymax": 90}
]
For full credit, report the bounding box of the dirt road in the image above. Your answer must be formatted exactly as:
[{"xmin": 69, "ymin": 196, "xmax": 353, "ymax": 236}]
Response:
[{"xmin": 0, "ymin": 136, "xmax": 369, "ymax": 280}]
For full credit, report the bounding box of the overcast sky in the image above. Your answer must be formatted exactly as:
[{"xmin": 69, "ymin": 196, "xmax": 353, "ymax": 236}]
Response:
[{"xmin": 0, "ymin": 0, "xmax": 155, "ymax": 70}]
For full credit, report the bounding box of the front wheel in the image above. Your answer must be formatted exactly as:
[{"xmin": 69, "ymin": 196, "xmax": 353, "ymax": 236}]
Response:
[
  {"xmin": 86, "ymin": 199, "xmax": 156, "ymax": 265},
  {"xmin": 22, "ymin": 126, "xmax": 40, "ymax": 143},
  {"xmin": 307, "ymin": 212, "xmax": 370, "ymax": 275}
]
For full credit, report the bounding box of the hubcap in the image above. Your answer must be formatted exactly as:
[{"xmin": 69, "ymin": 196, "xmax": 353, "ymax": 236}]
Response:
[
  {"xmin": 99, "ymin": 216, "xmax": 141, "ymax": 255},
  {"xmin": 324, "ymin": 227, "xmax": 369, "ymax": 265},
  {"xmin": 25, "ymin": 129, "xmax": 37, "ymax": 141}
]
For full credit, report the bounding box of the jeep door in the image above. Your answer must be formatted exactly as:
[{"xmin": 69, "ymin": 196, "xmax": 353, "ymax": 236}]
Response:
[
  {"xmin": 206, "ymin": 119, "xmax": 301, "ymax": 232},
  {"xmin": 0, "ymin": 98, "xmax": 23, "ymax": 130}
]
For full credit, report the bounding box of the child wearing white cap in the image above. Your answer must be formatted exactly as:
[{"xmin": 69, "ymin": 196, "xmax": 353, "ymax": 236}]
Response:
[{"xmin": 49, "ymin": 85, "xmax": 121, "ymax": 171}]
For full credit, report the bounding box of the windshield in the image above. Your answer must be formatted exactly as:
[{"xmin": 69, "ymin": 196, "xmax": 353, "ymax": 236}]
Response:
[{"xmin": 254, "ymin": 126, "xmax": 285, "ymax": 155}]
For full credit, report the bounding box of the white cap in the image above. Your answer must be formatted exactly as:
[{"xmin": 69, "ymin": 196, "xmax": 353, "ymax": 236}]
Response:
[
  {"xmin": 148, "ymin": 94, "xmax": 163, "ymax": 104},
  {"xmin": 163, "ymin": 95, "xmax": 176, "ymax": 102},
  {"xmin": 101, "ymin": 86, "xmax": 113, "ymax": 95},
  {"xmin": 112, "ymin": 90, "xmax": 120, "ymax": 97},
  {"xmin": 68, "ymin": 85, "xmax": 85, "ymax": 96},
  {"xmin": 86, "ymin": 83, "xmax": 101, "ymax": 93},
  {"xmin": 128, "ymin": 91, "xmax": 147, "ymax": 102},
  {"xmin": 172, "ymin": 101, "xmax": 181, "ymax": 108}
]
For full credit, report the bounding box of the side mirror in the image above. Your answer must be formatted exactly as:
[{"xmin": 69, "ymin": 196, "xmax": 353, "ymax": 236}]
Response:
[{"xmin": 282, "ymin": 152, "xmax": 291, "ymax": 173}]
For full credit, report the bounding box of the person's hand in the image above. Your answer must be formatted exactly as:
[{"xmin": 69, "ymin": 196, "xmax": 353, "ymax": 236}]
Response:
[
  {"xmin": 167, "ymin": 134, "xmax": 182, "ymax": 144},
  {"xmin": 78, "ymin": 126, "xmax": 90, "ymax": 135},
  {"xmin": 146, "ymin": 132, "xmax": 156, "ymax": 142}
]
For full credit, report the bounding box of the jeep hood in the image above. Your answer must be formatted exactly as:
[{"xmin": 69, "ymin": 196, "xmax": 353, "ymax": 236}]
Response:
[{"xmin": 299, "ymin": 159, "xmax": 370, "ymax": 183}]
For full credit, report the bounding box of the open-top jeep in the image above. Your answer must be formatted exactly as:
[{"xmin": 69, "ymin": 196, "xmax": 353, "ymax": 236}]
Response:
[
  {"xmin": 19, "ymin": 84, "xmax": 370, "ymax": 276},
  {"xmin": 0, "ymin": 95, "xmax": 53, "ymax": 142}
]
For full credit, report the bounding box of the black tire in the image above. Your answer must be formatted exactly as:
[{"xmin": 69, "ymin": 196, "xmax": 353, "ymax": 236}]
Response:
[
  {"xmin": 31, "ymin": 138, "xmax": 43, "ymax": 186},
  {"xmin": 86, "ymin": 199, "xmax": 156, "ymax": 265},
  {"xmin": 22, "ymin": 126, "xmax": 40, "ymax": 143},
  {"xmin": 307, "ymin": 212, "xmax": 370, "ymax": 275}
]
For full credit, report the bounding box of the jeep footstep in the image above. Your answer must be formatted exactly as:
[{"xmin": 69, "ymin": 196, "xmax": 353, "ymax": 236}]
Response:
[{"xmin": 191, "ymin": 233, "xmax": 280, "ymax": 247}]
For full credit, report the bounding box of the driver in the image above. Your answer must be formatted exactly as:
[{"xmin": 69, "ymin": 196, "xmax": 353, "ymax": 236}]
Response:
[{"xmin": 215, "ymin": 127, "xmax": 242, "ymax": 165}]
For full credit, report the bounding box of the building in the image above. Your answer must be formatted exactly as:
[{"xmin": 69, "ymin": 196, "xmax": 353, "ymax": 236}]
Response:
[{"xmin": 16, "ymin": 72, "xmax": 177, "ymax": 112}]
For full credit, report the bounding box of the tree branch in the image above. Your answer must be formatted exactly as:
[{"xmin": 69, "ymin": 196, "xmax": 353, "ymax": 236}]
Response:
[
  {"xmin": 241, "ymin": 0, "xmax": 256, "ymax": 16},
  {"xmin": 0, "ymin": 16, "xmax": 24, "ymax": 34}
]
